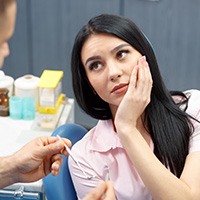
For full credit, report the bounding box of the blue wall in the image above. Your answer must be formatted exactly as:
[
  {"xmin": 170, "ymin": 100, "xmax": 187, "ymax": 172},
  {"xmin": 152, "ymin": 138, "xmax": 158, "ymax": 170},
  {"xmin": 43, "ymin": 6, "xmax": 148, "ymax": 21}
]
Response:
[{"xmin": 3, "ymin": 0, "xmax": 200, "ymax": 128}]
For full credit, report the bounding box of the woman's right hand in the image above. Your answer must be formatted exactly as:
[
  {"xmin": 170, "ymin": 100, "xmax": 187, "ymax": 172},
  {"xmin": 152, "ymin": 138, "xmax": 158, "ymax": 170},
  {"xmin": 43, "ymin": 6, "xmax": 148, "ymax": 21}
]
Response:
[
  {"xmin": 83, "ymin": 181, "xmax": 116, "ymax": 200},
  {"xmin": 114, "ymin": 56, "xmax": 153, "ymax": 132}
]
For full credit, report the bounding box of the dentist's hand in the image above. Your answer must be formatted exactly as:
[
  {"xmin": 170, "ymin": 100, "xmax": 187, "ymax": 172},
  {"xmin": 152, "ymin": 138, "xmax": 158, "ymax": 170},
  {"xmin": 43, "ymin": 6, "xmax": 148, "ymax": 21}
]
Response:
[
  {"xmin": 12, "ymin": 136, "xmax": 71, "ymax": 183},
  {"xmin": 83, "ymin": 181, "xmax": 116, "ymax": 200}
]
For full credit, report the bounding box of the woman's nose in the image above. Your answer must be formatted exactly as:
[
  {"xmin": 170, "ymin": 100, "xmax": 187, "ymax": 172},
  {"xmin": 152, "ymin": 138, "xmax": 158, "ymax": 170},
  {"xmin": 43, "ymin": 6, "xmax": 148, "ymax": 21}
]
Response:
[{"xmin": 108, "ymin": 62, "xmax": 123, "ymax": 82}]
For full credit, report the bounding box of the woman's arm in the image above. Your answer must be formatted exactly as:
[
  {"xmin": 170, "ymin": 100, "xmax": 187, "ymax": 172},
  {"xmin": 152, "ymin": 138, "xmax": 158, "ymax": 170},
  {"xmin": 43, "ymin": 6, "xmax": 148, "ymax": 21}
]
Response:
[
  {"xmin": 68, "ymin": 148, "xmax": 103, "ymax": 199},
  {"xmin": 118, "ymin": 127, "xmax": 200, "ymax": 200}
]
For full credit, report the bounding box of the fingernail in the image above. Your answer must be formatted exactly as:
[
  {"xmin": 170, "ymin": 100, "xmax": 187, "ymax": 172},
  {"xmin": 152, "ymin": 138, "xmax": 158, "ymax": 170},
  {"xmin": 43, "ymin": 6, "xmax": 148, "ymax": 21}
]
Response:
[
  {"xmin": 54, "ymin": 163, "xmax": 60, "ymax": 170},
  {"xmin": 140, "ymin": 55, "xmax": 146, "ymax": 61}
]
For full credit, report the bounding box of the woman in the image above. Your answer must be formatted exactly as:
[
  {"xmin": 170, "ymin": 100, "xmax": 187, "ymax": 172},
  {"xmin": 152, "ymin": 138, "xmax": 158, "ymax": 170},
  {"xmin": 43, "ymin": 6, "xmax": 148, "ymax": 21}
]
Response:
[{"xmin": 69, "ymin": 14, "xmax": 200, "ymax": 199}]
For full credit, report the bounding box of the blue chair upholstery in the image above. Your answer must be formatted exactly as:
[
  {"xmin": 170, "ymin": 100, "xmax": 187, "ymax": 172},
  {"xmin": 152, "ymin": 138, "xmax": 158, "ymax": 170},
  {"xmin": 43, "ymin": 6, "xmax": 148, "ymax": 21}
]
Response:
[{"xmin": 43, "ymin": 123, "xmax": 87, "ymax": 200}]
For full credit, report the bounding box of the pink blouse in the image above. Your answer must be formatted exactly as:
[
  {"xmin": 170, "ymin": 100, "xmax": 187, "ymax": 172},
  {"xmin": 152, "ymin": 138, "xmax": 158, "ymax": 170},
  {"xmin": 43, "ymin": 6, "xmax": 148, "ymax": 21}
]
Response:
[{"xmin": 68, "ymin": 89, "xmax": 200, "ymax": 200}]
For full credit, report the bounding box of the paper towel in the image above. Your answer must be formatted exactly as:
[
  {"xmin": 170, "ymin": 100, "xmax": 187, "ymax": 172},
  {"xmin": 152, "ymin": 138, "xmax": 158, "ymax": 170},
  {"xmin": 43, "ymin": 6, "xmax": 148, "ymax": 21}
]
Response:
[
  {"xmin": 14, "ymin": 74, "xmax": 40, "ymax": 103},
  {"xmin": 0, "ymin": 70, "xmax": 14, "ymax": 97}
]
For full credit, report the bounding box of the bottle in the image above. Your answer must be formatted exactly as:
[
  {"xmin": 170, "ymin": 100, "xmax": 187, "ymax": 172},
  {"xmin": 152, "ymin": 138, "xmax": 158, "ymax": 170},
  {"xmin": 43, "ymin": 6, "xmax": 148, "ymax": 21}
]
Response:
[{"xmin": 0, "ymin": 88, "xmax": 9, "ymax": 116}]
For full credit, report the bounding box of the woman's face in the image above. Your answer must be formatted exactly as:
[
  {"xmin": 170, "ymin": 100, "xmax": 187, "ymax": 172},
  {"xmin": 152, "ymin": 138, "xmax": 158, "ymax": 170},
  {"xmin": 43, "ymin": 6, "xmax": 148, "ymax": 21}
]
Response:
[
  {"xmin": 0, "ymin": 0, "xmax": 17, "ymax": 68},
  {"xmin": 81, "ymin": 33, "xmax": 142, "ymax": 111}
]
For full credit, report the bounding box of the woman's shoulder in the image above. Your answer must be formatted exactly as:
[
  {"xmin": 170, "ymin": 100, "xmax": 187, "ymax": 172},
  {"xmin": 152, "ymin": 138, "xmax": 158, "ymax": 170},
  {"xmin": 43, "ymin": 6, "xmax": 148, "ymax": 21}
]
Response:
[
  {"xmin": 184, "ymin": 89, "xmax": 200, "ymax": 109},
  {"xmin": 184, "ymin": 90, "xmax": 200, "ymax": 153},
  {"xmin": 70, "ymin": 119, "xmax": 116, "ymax": 156},
  {"xmin": 70, "ymin": 126, "xmax": 95, "ymax": 154},
  {"xmin": 184, "ymin": 89, "xmax": 200, "ymax": 114},
  {"xmin": 184, "ymin": 89, "xmax": 200, "ymax": 101}
]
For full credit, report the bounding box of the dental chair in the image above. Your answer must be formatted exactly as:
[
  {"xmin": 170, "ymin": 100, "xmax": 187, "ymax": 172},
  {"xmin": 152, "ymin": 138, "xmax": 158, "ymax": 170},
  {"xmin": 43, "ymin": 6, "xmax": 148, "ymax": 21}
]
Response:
[{"xmin": 43, "ymin": 123, "xmax": 87, "ymax": 200}]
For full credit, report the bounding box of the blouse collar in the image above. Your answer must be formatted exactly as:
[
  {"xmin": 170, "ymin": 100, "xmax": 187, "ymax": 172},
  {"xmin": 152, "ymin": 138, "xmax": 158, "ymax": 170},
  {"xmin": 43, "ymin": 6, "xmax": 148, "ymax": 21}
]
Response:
[{"xmin": 89, "ymin": 119, "xmax": 123, "ymax": 152}]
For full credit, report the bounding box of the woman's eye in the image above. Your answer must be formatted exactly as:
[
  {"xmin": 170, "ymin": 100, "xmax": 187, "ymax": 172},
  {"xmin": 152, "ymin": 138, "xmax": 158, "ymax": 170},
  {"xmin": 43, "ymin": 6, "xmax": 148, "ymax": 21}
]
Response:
[
  {"xmin": 89, "ymin": 62, "xmax": 102, "ymax": 71},
  {"xmin": 116, "ymin": 50, "xmax": 129, "ymax": 59}
]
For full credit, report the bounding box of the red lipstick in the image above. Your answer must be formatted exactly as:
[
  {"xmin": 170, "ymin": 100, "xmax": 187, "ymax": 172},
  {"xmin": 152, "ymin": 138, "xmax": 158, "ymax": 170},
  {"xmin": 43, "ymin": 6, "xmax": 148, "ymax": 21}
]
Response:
[{"xmin": 111, "ymin": 83, "xmax": 128, "ymax": 94}]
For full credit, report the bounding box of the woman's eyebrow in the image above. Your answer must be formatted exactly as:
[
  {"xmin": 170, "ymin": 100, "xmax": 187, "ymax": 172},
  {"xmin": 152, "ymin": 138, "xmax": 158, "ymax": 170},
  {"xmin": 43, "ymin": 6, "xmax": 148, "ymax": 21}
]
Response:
[
  {"xmin": 111, "ymin": 43, "xmax": 131, "ymax": 54},
  {"xmin": 84, "ymin": 43, "xmax": 130, "ymax": 66},
  {"xmin": 85, "ymin": 56, "xmax": 101, "ymax": 66}
]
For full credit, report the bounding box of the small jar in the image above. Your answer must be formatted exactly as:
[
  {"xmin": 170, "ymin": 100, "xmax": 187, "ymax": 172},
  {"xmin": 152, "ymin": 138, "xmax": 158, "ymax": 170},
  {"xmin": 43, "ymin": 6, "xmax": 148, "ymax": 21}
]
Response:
[{"xmin": 0, "ymin": 88, "xmax": 9, "ymax": 116}]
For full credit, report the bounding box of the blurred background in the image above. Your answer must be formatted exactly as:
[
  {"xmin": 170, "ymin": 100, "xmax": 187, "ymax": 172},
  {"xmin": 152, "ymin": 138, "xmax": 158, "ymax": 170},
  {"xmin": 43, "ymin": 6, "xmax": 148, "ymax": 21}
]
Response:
[{"xmin": 3, "ymin": 0, "xmax": 200, "ymax": 128}]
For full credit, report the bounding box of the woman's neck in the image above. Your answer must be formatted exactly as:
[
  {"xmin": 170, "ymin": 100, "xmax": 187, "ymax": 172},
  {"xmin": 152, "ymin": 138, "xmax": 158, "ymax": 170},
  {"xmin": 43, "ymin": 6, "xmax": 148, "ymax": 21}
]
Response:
[{"xmin": 111, "ymin": 107, "xmax": 151, "ymax": 146}]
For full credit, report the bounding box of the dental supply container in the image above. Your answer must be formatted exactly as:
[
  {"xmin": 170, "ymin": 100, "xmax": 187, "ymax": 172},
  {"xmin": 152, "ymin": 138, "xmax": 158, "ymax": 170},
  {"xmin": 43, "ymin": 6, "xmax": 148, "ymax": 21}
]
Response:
[
  {"xmin": 0, "ymin": 70, "xmax": 14, "ymax": 97},
  {"xmin": 37, "ymin": 70, "xmax": 65, "ymax": 114}
]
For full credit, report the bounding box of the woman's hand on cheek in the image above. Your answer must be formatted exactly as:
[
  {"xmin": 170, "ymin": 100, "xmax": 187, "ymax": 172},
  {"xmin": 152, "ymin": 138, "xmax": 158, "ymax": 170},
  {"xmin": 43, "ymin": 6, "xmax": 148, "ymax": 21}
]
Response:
[{"xmin": 115, "ymin": 56, "xmax": 153, "ymax": 131}]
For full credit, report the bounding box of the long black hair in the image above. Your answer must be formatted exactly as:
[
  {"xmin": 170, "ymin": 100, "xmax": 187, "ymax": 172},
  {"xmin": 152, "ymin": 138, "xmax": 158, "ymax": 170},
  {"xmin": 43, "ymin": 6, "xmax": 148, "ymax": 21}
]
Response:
[{"xmin": 71, "ymin": 14, "xmax": 194, "ymax": 177}]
